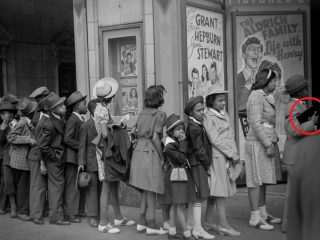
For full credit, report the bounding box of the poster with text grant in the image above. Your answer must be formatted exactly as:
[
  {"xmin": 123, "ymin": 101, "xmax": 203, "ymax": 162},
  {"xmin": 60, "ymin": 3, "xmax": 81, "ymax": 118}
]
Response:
[
  {"xmin": 233, "ymin": 12, "xmax": 307, "ymax": 161},
  {"xmin": 187, "ymin": 6, "xmax": 225, "ymax": 99}
]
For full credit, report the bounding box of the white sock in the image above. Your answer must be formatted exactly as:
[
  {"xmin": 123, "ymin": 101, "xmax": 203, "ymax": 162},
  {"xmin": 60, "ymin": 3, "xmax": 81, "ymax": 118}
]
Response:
[
  {"xmin": 169, "ymin": 227, "xmax": 177, "ymax": 235},
  {"xmin": 259, "ymin": 206, "xmax": 267, "ymax": 219},
  {"xmin": 193, "ymin": 202, "xmax": 203, "ymax": 231},
  {"xmin": 184, "ymin": 230, "xmax": 191, "ymax": 237},
  {"xmin": 250, "ymin": 210, "xmax": 261, "ymax": 224}
]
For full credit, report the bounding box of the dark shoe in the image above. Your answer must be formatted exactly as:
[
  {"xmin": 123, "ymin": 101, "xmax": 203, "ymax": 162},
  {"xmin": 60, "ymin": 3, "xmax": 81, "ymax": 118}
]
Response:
[
  {"xmin": 10, "ymin": 208, "xmax": 17, "ymax": 218},
  {"xmin": 17, "ymin": 214, "xmax": 31, "ymax": 221},
  {"xmin": 50, "ymin": 219, "xmax": 71, "ymax": 225},
  {"xmin": 79, "ymin": 212, "xmax": 87, "ymax": 217},
  {"xmin": 33, "ymin": 218, "xmax": 44, "ymax": 225},
  {"xmin": 68, "ymin": 215, "xmax": 81, "ymax": 223},
  {"xmin": 88, "ymin": 217, "xmax": 98, "ymax": 228},
  {"xmin": 168, "ymin": 232, "xmax": 184, "ymax": 239}
]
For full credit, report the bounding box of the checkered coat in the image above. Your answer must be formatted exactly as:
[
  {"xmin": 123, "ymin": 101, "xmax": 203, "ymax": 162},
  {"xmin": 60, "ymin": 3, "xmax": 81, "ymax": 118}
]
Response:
[{"xmin": 7, "ymin": 117, "xmax": 35, "ymax": 171}]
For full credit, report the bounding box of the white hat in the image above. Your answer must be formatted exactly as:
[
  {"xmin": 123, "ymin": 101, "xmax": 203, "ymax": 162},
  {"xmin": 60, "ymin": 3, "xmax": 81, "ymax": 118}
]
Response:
[
  {"xmin": 92, "ymin": 77, "xmax": 119, "ymax": 99},
  {"xmin": 206, "ymin": 86, "xmax": 228, "ymax": 97}
]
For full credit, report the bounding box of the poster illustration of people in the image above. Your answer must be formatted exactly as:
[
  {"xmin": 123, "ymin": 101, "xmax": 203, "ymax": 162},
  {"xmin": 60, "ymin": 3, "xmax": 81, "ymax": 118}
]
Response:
[
  {"xmin": 186, "ymin": 6, "xmax": 225, "ymax": 99},
  {"xmin": 121, "ymin": 43, "xmax": 137, "ymax": 77},
  {"xmin": 234, "ymin": 13, "xmax": 306, "ymax": 160},
  {"xmin": 122, "ymin": 87, "xmax": 139, "ymax": 116}
]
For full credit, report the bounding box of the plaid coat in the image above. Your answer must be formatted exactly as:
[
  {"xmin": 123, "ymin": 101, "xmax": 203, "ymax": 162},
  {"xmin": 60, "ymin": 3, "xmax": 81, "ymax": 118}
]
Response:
[{"xmin": 7, "ymin": 117, "xmax": 35, "ymax": 171}]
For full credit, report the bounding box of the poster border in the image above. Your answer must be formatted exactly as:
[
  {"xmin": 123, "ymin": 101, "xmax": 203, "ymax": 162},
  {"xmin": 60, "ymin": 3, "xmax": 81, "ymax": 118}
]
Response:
[
  {"xmin": 231, "ymin": 10, "xmax": 308, "ymax": 150},
  {"xmin": 181, "ymin": 1, "xmax": 227, "ymax": 115}
]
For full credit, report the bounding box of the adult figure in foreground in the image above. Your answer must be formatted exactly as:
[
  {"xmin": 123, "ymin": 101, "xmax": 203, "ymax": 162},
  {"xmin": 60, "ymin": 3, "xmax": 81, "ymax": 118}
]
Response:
[{"xmin": 287, "ymin": 133, "xmax": 320, "ymax": 240}]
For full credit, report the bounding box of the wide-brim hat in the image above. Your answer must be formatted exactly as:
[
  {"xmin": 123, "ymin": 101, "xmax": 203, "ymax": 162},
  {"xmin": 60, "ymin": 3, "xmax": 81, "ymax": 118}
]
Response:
[
  {"xmin": 0, "ymin": 101, "xmax": 17, "ymax": 111},
  {"xmin": 46, "ymin": 92, "xmax": 66, "ymax": 110},
  {"xmin": 92, "ymin": 77, "xmax": 119, "ymax": 99},
  {"xmin": 2, "ymin": 93, "xmax": 19, "ymax": 104},
  {"xmin": 66, "ymin": 91, "xmax": 87, "ymax": 107},
  {"xmin": 17, "ymin": 98, "xmax": 38, "ymax": 116},
  {"xmin": 76, "ymin": 169, "xmax": 91, "ymax": 191},
  {"xmin": 166, "ymin": 114, "xmax": 184, "ymax": 132},
  {"xmin": 285, "ymin": 75, "xmax": 308, "ymax": 95},
  {"xmin": 37, "ymin": 96, "xmax": 49, "ymax": 112},
  {"xmin": 184, "ymin": 96, "xmax": 204, "ymax": 115},
  {"xmin": 30, "ymin": 86, "xmax": 50, "ymax": 98},
  {"xmin": 206, "ymin": 86, "xmax": 228, "ymax": 97}
]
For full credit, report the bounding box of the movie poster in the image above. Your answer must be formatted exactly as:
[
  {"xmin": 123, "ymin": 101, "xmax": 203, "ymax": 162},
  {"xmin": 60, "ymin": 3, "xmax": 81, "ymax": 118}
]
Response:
[
  {"xmin": 120, "ymin": 43, "xmax": 137, "ymax": 77},
  {"xmin": 186, "ymin": 6, "xmax": 225, "ymax": 99},
  {"xmin": 233, "ymin": 12, "xmax": 306, "ymax": 160},
  {"xmin": 121, "ymin": 86, "xmax": 139, "ymax": 116}
]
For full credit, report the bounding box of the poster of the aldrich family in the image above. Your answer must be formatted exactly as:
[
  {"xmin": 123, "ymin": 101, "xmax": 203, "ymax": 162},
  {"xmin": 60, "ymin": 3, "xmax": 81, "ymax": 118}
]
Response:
[
  {"xmin": 187, "ymin": 5, "xmax": 225, "ymax": 99},
  {"xmin": 233, "ymin": 12, "xmax": 306, "ymax": 160}
]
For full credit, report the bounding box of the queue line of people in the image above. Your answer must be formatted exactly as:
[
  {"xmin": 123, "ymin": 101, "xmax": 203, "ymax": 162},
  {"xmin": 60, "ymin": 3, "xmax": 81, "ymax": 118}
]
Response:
[{"xmin": 0, "ymin": 62, "xmax": 316, "ymax": 239}]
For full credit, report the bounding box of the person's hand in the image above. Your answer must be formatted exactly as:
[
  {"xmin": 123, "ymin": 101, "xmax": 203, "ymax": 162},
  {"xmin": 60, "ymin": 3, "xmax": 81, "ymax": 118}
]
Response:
[
  {"xmin": 0, "ymin": 120, "xmax": 8, "ymax": 130},
  {"xmin": 266, "ymin": 144, "xmax": 275, "ymax": 157},
  {"xmin": 29, "ymin": 138, "xmax": 37, "ymax": 146},
  {"xmin": 40, "ymin": 165, "xmax": 47, "ymax": 175},
  {"xmin": 311, "ymin": 112, "xmax": 319, "ymax": 125},
  {"xmin": 178, "ymin": 132, "xmax": 186, "ymax": 141},
  {"xmin": 78, "ymin": 165, "xmax": 85, "ymax": 172}
]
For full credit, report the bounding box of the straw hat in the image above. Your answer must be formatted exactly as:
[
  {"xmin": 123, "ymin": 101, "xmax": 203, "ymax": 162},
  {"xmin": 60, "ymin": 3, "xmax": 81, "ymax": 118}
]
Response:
[{"xmin": 92, "ymin": 77, "xmax": 119, "ymax": 99}]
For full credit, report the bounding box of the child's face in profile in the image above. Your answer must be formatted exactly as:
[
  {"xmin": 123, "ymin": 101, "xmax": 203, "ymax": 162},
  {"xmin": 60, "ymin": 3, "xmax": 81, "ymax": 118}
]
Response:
[
  {"xmin": 78, "ymin": 100, "xmax": 88, "ymax": 114},
  {"xmin": 212, "ymin": 94, "xmax": 226, "ymax": 111},
  {"xmin": 173, "ymin": 124, "xmax": 185, "ymax": 140},
  {"xmin": 0, "ymin": 111, "xmax": 14, "ymax": 123},
  {"xmin": 191, "ymin": 102, "xmax": 205, "ymax": 122},
  {"xmin": 53, "ymin": 104, "xmax": 66, "ymax": 116}
]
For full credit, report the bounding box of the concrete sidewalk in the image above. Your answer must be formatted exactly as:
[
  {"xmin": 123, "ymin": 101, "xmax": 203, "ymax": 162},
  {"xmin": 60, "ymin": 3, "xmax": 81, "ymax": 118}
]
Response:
[{"xmin": 0, "ymin": 184, "xmax": 287, "ymax": 240}]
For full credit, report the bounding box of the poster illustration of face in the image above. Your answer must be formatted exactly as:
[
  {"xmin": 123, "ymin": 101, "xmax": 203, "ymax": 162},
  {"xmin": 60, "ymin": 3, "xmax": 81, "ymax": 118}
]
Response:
[
  {"xmin": 121, "ymin": 43, "xmax": 137, "ymax": 77},
  {"xmin": 186, "ymin": 6, "xmax": 225, "ymax": 99},
  {"xmin": 122, "ymin": 87, "xmax": 139, "ymax": 116},
  {"xmin": 234, "ymin": 13, "xmax": 306, "ymax": 160}
]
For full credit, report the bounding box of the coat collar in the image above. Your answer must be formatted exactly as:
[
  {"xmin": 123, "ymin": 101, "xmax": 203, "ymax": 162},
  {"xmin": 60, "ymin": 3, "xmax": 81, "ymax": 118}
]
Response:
[
  {"xmin": 165, "ymin": 136, "xmax": 176, "ymax": 146},
  {"xmin": 49, "ymin": 113, "xmax": 64, "ymax": 135},
  {"xmin": 20, "ymin": 116, "xmax": 33, "ymax": 129},
  {"xmin": 189, "ymin": 116, "xmax": 202, "ymax": 125},
  {"xmin": 206, "ymin": 107, "xmax": 225, "ymax": 119}
]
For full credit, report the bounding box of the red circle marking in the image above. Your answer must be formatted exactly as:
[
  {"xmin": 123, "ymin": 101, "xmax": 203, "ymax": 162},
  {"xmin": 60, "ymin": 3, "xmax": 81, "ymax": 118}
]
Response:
[{"xmin": 289, "ymin": 97, "xmax": 320, "ymax": 136}]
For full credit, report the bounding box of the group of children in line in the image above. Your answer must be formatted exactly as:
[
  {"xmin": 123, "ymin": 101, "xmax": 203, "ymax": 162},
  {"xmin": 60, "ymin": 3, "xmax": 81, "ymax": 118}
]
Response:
[{"xmin": 2, "ymin": 67, "xmax": 305, "ymax": 239}]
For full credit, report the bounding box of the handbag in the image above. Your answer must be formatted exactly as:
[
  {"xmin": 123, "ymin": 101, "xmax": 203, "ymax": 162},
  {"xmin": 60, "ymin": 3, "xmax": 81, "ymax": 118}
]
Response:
[{"xmin": 168, "ymin": 159, "xmax": 189, "ymax": 182}]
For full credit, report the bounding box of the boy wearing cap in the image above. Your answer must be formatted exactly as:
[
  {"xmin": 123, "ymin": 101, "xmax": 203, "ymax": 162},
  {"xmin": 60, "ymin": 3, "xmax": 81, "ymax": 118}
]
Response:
[
  {"xmin": 7, "ymin": 98, "xmax": 38, "ymax": 221},
  {"xmin": 63, "ymin": 91, "xmax": 87, "ymax": 223},
  {"xmin": 78, "ymin": 99, "xmax": 100, "ymax": 228},
  {"xmin": 37, "ymin": 92, "xmax": 70, "ymax": 225},
  {"xmin": 27, "ymin": 96, "xmax": 50, "ymax": 225},
  {"xmin": 282, "ymin": 75, "xmax": 318, "ymax": 232},
  {"xmin": 0, "ymin": 101, "xmax": 18, "ymax": 216}
]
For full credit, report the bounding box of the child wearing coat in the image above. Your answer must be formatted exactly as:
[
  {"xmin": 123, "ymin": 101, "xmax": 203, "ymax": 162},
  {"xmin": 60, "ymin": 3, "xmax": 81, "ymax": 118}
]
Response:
[
  {"xmin": 0, "ymin": 101, "xmax": 18, "ymax": 216},
  {"xmin": 78, "ymin": 99, "xmax": 100, "ymax": 228},
  {"xmin": 130, "ymin": 85, "xmax": 168, "ymax": 235},
  {"xmin": 163, "ymin": 114, "xmax": 197, "ymax": 240},
  {"xmin": 184, "ymin": 96, "xmax": 215, "ymax": 240},
  {"xmin": 63, "ymin": 91, "xmax": 87, "ymax": 223},
  {"xmin": 7, "ymin": 98, "xmax": 38, "ymax": 221}
]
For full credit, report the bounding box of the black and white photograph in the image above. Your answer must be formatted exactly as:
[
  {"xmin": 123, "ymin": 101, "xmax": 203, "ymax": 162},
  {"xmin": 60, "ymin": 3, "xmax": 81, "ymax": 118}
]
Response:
[{"xmin": 0, "ymin": 1, "xmax": 319, "ymax": 240}]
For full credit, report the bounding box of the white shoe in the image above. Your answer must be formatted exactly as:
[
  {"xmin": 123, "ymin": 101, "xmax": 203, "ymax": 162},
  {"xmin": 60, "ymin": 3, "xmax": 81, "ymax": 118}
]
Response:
[
  {"xmin": 163, "ymin": 220, "xmax": 170, "ymax": 230},
  {"xmin": 249, "ymin": 219, "xmax": 274, "ymax": 231},
  {"xmin": 114, "ymin": 218, "xmax": 135, "ymax": 226},
  {"xmin": 146, "ymin": 226, "xmax": 168, "ymax": 235},
  {"xmin": 192, "ymin": 228, "xmax": 215, "ymax": 239},
  {"xmin": 98, "ymin": 223, "xmax": 120, "ymax": 233},
  {"xmin": 137, "ymin": 224, "xmax": 147, "ymax": 233},
  {"xmin": 264, "ymin": 214, "xmax": 282, "ymax": 224}
]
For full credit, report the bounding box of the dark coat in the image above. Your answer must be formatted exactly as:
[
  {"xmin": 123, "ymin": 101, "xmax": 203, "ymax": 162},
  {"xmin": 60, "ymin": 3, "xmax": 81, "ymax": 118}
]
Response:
[
  {"xmin": 163, "ymin": 138, "xmax": 197, "ymax": 204},
  {"xmin": 31, "ymin": 112, "xmax": 41, "ymax": 127},
  {"xmin": 287, "ymin": 134, "xmax": 320, "ymax": 240},
  {"xmin": 37, "ymin": 113, "xmax": 65, "ymax": 165},
  {"xmin": 186, "ymin": 118, "xmax": 211, "ymax": 170},
  {"xmin": 0, "ymin": 125, "xmax": 12, "ymax": 165},
  {"xmin": 28, "ymin": 115, "xmax": 49, "ymax": 162},
  {"xmin": 78, "ymin": 118, "xmax": 98, "ymax": 172},
  {"xmin": 64, "ymin": 113, "xmax": 84, "ymax": 165}
]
